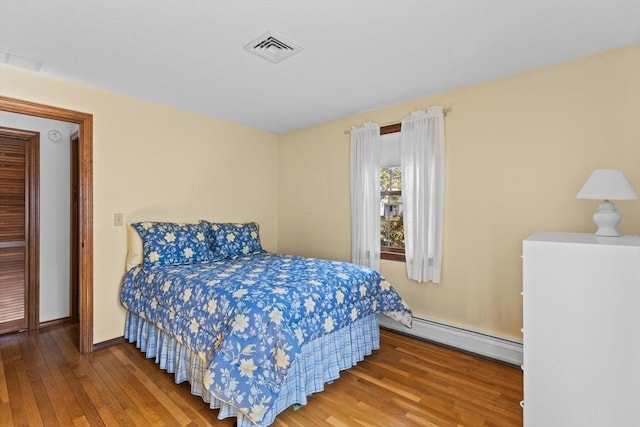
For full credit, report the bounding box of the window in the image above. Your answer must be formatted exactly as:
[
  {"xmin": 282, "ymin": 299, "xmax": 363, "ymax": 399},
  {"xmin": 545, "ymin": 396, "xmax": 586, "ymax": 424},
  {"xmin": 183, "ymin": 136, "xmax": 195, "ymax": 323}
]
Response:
[
  {"xmin": 379, "ymin": 124, "xmax": 405, "ymax": 262},
  {"xmin": 350, "ymin": 107, "xmax": 444, "ymax": 280}
]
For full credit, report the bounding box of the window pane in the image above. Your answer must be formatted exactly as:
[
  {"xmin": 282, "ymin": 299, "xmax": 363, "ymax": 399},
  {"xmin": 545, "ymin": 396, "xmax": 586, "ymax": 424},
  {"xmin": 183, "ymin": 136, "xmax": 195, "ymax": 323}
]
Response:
[
  {"xmin": 380, "ymin": 220, "xmax": 389, "ymax": 246},
  {"xmin": 380, "ymin": 166, "xmax": 405, "ymax": 250},
  {"xmin": 380, "ymin": 168, "xmax": 391, "ymax": 191},
  {"xmin": 388, "ymin": 216, "xmax": 404, "ymax": 248},
  {"xmin": 380, "ymin": 195, "xmax": 389, "ymax": 218},
  {"xmin": 390, "ymin": 167, "xmax": 402, "ymax": 191},
  {"xmin": 389, "ymin": 194, "xmax": 402, "ymax": 204}
]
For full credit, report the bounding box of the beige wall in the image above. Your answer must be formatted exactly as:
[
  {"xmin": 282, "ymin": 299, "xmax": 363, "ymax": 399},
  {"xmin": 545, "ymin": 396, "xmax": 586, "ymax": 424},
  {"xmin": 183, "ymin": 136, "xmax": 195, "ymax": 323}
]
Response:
[
  {"xmin": 1, "ymin": 44, "xmax": 638, "ymax": 344},
  {"xmin": 0, "ymin": 65, "xmax": 279, "ymax": 343},
  {"xmin": 278, "ymin": 44, "xmax": 640, "ymax": 340}
]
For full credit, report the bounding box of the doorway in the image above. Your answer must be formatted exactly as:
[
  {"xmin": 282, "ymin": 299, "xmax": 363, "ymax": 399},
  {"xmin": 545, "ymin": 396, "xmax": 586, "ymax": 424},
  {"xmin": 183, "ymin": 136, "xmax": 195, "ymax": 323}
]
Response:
[{"xmin": 0, "ymin": 96, "xmax": 94, "ymax": 353}]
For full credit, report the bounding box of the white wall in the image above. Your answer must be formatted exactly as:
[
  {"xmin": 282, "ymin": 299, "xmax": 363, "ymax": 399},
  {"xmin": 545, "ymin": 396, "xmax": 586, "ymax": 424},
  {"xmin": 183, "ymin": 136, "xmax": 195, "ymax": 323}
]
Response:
[{"xmin": 0, "ymin": 111, "xmax": 78, "ymax": 322}]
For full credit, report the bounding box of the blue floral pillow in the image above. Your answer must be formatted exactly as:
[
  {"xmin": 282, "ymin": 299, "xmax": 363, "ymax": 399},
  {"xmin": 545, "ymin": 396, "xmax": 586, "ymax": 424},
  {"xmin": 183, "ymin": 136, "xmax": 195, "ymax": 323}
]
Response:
[
  {"xmin": 201, "ymin": 221, "xmax": 264, "ymax": 260},
  {"xmin": 132, "ymin": 222, "xmax": 212, "ymax": 267}
]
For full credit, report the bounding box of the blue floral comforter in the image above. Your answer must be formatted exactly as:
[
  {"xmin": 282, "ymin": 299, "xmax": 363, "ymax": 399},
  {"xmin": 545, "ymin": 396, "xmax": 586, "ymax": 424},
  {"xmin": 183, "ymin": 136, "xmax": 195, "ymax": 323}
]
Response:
[{"xmin": 120, "ymin": 252, "xmax": 412, "ymax": 425}]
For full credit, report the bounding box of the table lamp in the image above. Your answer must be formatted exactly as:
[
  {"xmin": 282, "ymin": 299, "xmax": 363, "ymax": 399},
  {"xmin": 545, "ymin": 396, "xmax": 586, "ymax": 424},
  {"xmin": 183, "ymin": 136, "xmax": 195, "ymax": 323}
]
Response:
[{"xmin": 576, "ymin": 169, "xmax": 638, "ymax": 237}]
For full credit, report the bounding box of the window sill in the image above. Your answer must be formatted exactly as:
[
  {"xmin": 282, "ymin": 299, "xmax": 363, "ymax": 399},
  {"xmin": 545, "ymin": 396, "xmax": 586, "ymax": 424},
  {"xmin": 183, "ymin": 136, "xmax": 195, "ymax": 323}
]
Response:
[{"xmin": 380, "ymin": 251, "xmax": 406, "ymax": 262}]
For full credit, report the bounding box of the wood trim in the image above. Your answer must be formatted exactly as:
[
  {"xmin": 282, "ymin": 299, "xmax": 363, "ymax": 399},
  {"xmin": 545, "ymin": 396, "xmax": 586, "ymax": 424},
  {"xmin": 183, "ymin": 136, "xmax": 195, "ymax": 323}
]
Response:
[
  {"xmin": 39, "ymin": 316, "xmax": 72, "ymax": 329},
  {"xmin": 380, "ymin": 123, "xmax": 401, "ymax": 135},
  {"xmin": 0, "ymin": 127, "xmax": 39, "ymax": 138},
  {"xmin": 0, "ymin": 96, "xmax": 94, "ymax": 353},
  {"xmin": 27, "ymin": 130, "xmax": 40, "ymax": 331},
  {"xmin": 92, "ymin": 336, "xmax": 126, "ymax": 351},
  {"xmin": 380, "ymin": 247, "xmax": 406, "ymax": 262},
  {"xmin": 0, "ymin": 319, "xmax": 26, "ymax": 335},
  {"xmin": 70, "ymin": 134, "xmax": 79, "ymax": 323},
  {"xmin": 78, "ymin": 116, "xmax": 94, "ymax": 354}
]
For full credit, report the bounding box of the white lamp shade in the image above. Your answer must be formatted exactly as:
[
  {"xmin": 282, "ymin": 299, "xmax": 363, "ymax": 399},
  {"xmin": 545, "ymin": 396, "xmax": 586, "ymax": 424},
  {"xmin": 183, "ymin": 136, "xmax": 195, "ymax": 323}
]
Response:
[{"xmin": 576, "ymin": 169, "xmax": 638, "ymax": 200}]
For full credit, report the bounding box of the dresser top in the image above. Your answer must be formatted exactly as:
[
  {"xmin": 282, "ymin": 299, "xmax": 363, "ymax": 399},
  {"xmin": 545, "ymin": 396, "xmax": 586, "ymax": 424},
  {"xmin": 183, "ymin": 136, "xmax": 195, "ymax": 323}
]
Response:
[{"xmin": 526, "ymin": 232, "xmax": 640, "ymax": 247}]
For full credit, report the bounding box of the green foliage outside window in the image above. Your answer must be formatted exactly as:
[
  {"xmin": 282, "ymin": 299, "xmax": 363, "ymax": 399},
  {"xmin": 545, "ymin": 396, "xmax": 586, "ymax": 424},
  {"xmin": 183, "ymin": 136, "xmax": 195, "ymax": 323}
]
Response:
[
  {"xmin": 380, "ymin": 167, "xmax": 404, "ymax": 248},
  {"xmin": 381, "ymin": 212, "xmax": 404, "ymax": 248}
]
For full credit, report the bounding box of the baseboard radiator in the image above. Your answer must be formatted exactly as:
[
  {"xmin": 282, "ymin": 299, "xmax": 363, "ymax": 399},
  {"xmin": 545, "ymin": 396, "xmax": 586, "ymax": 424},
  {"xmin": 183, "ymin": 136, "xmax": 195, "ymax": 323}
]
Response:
[{"xmin": 378, "ymin": 314, "xmax": 523, "ymax": 366}]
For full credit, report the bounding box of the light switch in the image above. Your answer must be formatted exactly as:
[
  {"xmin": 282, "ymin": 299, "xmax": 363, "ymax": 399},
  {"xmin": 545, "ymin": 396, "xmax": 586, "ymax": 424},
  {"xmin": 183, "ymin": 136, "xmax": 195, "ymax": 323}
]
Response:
[{"xmin": 114, "ymin": 213, "xmax": 124, "ymax": 226}]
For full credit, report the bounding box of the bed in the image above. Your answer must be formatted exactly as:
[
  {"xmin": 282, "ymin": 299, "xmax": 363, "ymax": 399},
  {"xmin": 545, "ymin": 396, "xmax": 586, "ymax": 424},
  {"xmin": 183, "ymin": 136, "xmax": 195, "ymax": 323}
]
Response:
[{"xmin": 120, "ymin": 221, "xmax": 412, "ymax": 426}]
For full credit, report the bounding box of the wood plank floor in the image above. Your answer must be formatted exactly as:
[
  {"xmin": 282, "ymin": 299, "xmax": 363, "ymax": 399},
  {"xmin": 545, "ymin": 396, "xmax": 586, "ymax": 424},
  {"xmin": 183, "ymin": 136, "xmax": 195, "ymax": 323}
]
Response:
[{"xmin": 0, "ymin": 323, "xmax": 522, "ymax": 426}]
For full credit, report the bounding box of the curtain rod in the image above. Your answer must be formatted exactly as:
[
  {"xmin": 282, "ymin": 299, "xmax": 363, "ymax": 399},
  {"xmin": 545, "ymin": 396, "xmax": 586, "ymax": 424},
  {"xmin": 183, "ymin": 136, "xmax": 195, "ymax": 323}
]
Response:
[{"xmin": 343, "ymin": 107, "xmax": 452, "ymax": 134}]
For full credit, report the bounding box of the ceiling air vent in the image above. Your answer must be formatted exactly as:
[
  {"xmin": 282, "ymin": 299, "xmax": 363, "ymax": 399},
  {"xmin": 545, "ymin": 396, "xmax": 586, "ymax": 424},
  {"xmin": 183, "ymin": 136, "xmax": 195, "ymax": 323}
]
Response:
[
  {"xmin": 0, "ymin": 49, "xmax": 43, "ymax": 72},
  {"xmin": 244, "ymin": 31, "xmax": 302, "ymax": 64}
]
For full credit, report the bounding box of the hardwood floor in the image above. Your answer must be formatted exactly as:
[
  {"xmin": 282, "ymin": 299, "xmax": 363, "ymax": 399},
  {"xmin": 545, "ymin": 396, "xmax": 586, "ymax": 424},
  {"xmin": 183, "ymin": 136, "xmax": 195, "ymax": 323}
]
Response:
[{"xmin": 0, "ymin": 324, "xmax": 522, "ymax": 426}]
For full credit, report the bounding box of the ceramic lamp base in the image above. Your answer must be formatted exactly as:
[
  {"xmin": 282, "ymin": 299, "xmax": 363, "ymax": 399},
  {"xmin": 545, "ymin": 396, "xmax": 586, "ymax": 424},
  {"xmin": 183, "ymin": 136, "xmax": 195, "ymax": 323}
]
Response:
[{"xmin": 593, "ymin": 200, "xmax": 621, "ymax": 237}]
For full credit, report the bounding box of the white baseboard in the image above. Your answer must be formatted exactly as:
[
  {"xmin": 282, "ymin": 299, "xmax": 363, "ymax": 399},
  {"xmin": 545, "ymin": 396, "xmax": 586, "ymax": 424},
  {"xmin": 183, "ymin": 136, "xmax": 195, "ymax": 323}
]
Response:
[{"xmin": 378, "ymin": 315, "xmax": 523, "ymax": 366}]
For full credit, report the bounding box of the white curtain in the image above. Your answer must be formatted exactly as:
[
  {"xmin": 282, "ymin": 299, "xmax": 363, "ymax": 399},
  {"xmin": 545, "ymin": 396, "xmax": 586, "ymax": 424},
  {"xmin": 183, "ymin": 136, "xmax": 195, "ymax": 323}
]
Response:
[
  {"xmin": 350, "ymin": 123, "xmax": 381, "ymax": 270},
  {"xmin": 400, "ymin": 107, "xmax": 445, "ymax": 283}
]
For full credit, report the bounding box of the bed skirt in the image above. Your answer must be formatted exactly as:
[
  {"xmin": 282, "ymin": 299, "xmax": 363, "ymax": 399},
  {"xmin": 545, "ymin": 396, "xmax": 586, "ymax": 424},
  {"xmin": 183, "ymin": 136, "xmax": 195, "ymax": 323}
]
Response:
[{"xmin": 124, "ymin": 311, "xmax": 380, "ymax": 426}]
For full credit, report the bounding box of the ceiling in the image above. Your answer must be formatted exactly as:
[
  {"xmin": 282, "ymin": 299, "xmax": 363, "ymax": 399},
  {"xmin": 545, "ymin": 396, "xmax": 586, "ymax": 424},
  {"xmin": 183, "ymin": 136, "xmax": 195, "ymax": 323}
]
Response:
[{"xmin": 1, "ymin": 1, "xmax": 639, "ymax": 133}]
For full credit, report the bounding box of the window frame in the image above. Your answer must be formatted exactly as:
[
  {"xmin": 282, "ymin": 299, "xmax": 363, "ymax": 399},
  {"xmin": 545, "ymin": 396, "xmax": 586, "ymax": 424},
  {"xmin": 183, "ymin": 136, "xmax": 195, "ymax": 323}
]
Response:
[{"xmin": 379, "ymin": 123, "xmax": 406, "ymax": 262}]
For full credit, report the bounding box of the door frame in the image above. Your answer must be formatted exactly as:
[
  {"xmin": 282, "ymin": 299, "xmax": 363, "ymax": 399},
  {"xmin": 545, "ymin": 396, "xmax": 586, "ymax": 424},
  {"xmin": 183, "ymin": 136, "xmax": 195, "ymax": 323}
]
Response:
[
  {"xmin": 0, "ymin": 127, "xmax": 39, "ymax": 332},
  {"xmin": 0, "ymin": 96, "xmax": 94, "ymax": 353},
  {"xmin": 70, "ymin": 132, "xmax": 79, "ymax": 324}
]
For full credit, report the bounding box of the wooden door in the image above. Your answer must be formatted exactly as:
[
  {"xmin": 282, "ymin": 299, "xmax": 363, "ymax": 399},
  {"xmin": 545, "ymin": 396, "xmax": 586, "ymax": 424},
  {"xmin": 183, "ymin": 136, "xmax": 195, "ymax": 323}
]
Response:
[{"xmin": 0, "ymin": 128, "xmax": 39, "ymax": 335}]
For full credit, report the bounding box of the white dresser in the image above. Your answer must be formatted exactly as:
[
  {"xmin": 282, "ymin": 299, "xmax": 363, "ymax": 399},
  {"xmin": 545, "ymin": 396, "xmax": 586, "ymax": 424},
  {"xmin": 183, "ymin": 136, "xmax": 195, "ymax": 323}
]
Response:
[{"xmin": 522, "ymin": 232, "xmax": 640, "ymax": 427}]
